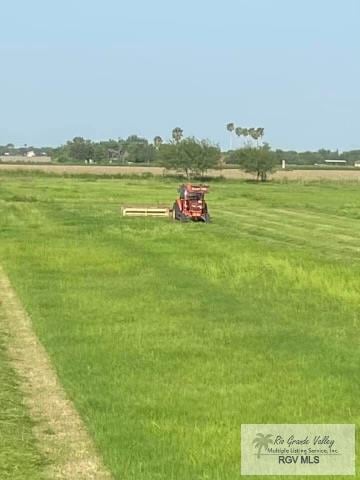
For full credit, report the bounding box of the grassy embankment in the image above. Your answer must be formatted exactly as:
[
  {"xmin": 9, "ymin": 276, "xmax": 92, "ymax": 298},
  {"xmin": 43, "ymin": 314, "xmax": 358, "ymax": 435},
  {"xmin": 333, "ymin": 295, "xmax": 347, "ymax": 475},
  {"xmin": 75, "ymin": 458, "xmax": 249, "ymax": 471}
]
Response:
[{"xmin": 0, "ymin": 173, "xmax": 359, "ymax": 479}]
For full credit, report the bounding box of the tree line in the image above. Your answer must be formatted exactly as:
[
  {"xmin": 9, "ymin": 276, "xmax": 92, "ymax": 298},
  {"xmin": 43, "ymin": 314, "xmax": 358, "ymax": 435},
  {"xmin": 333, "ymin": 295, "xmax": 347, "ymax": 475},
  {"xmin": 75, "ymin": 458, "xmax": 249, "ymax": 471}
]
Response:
[{"xmin": 1, "ymin": 126, "xmax": 360, "ymax": 181}]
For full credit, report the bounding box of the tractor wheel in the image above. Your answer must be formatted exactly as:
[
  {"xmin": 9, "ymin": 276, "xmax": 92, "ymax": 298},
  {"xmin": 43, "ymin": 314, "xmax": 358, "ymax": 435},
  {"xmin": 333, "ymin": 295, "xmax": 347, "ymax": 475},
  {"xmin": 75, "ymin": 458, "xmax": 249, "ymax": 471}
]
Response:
[
  {"xmin": 203, "ymin": 203, "xmax": 211, "ymax": 223},
  {"xmin": 173, "ymin": 202, "xmax": 188, "ymax": 222}
]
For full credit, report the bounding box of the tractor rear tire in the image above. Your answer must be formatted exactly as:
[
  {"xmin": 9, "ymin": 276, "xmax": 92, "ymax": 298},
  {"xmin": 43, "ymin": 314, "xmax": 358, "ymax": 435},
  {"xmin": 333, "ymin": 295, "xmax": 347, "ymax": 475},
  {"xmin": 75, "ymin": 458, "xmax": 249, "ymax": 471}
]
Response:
[
  {"xmin": 203, "ymin": 203, "xmax": 211, "ymax": 223},
  {"xmin": 173, "ymin": 202, "xmax": 188, "ymax": 222}
]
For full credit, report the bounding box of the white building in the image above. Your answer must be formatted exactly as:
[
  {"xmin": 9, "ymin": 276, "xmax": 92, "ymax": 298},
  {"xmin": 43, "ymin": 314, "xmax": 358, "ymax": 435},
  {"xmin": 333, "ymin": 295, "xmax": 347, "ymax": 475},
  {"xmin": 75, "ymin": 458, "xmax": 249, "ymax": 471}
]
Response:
[{"xmin": 324, "ymin": 159, "xmax": 347, "ymax": 165}]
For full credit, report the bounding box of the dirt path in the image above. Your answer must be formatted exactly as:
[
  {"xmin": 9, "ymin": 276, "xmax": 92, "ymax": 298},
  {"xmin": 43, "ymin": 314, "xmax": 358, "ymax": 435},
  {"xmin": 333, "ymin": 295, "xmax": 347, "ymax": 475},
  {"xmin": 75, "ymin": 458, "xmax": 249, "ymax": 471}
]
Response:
[
  {"xmin": 1, "ymin": 163, "xmax": 360, "ymax": 180},
  {"xmin": 0, "ymin": 265, "xmax": 113, "ymax": 480}
]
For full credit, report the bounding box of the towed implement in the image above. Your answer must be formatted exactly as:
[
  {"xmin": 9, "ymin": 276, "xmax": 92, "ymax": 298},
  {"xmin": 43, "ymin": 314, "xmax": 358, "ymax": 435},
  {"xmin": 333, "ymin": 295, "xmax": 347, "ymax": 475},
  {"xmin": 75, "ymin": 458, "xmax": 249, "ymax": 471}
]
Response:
[
  {"xmin": 121, "ymin": 205, "xmax": 170, "ymax": 217},
  {"xmin": 122, "ymin": 184, "xmax": 210, "ymax": 222}
]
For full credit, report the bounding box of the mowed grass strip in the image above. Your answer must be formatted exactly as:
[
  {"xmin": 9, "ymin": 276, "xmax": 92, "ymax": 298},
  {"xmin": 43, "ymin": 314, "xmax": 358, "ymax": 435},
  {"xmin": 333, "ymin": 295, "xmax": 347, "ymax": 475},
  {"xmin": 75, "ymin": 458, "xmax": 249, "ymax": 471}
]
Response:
[
  {"xmin": 0, "ymin": 266, "xmax": 113, "ymax": 480},
  {"xmin": 0, "ymin": 311, "xmax": 45, "ymax": 480},
  {"xmin": 0, "ymin": 175, "xmax": 359, "ymax": 479}
]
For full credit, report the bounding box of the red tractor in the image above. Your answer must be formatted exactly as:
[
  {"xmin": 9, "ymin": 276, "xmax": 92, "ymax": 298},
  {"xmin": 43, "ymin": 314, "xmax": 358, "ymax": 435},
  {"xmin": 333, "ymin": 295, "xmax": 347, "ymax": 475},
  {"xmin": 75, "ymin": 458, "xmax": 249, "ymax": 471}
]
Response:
[{"xmin": 172, "ymin": 184, "xmax": 210, "ymax": 222}]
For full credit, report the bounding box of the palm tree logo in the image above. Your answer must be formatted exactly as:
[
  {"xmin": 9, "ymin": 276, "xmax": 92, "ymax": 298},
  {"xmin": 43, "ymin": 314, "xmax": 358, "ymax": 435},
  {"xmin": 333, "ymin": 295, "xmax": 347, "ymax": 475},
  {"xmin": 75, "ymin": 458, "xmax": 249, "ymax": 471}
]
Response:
[{"xmin": 253, "ymin": 433, "xmax": 273, "ymax": 458}]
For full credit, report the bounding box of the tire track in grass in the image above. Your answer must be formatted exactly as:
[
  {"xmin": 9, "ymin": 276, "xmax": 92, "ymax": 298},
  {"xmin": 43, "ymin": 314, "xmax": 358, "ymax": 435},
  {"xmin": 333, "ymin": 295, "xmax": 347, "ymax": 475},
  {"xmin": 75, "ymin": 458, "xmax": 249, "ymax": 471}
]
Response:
[
  {"xmin": 0, "ymin": 265, "xmax": 113, "ymax": 480},
  {"xmin": 275, "ymin": 207, "xmax": 360, "ymax": 225},
  {"xmin": 216, "ymin": 209, "xmax": 360, "ymax": 258},
  {"xmin": 217, "ymin": 205, "xmax": 360, "ymax": 237},
  {"xmin": 209, "ymin": 218, "xmax": 357, "ymax": 267},
  {"xmin": 221, "ymin": 210, "xmax": 360, "ymax": 250},
  {"xmin": 249, "ymin": 206, "xmax": 360, "ymax": 229},
  {"xmin": 259, "ymin": 208, "xmax": 360, "ymax": 238},
  {"xmin": 220, "ymin": 207, "xmax": 360, "ymax": 237}
]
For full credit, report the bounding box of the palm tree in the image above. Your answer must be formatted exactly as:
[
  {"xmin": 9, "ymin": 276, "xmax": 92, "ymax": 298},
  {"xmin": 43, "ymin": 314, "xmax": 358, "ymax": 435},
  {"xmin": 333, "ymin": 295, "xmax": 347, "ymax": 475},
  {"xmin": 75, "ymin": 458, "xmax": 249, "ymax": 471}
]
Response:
[
  {"xmin": 226, "ymin": 122, "xmax": 235, "ymax": 150},
  {"xmin": 252, "ymin": 128, "xmax": 264, "ymax": 147},
  {"xmin": 153, "ymin": 136, "xmax": 163, "ymax": 149},
  {"xmin": 235, "ymin": 127, "xmax": 244, "ymax": 148},
  {"xmin": 242, "ymin": 128, "xmax": 250, "ymax": 146},
  {"xmin": 172, "ymin": 127, "xmax": 183, "ymax": 144},
  {"xmin": 235, "ymin": 127, "xmax": 242, "ymax": 137},
  {"xmin": 253, "ymin": 433, "xmax": 273, "ymax": 458},
  {"xmin": 248, "ymin": 128, "xmax": 256, "ymax": 140},
  {"xmin": 257, "ymin": 127, "xmax": 265, "ymax": 145},
  {"xmin": 252, "ymin": 128, "xmax": 260, "ymax": 147}
]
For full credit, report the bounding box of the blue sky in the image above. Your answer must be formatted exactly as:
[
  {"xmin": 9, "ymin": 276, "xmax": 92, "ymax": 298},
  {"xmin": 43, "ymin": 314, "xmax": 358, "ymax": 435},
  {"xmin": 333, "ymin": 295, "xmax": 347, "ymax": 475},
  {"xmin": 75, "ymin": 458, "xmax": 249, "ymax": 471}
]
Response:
[{"xmin": 1, "ymin": 0, "xmax": 359, "ymax": 150}]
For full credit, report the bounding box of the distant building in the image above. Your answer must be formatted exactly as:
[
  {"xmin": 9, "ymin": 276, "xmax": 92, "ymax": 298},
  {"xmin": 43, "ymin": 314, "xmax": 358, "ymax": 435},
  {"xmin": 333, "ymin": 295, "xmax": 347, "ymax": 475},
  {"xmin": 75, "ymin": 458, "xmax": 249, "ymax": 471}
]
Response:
[
  {"xmin": 324, "ymin": 159, "xmax": 347, "ymax": 165},
  {"xmin": 354, "ymin": 161, "xmax": 360, "ymax": 168}
]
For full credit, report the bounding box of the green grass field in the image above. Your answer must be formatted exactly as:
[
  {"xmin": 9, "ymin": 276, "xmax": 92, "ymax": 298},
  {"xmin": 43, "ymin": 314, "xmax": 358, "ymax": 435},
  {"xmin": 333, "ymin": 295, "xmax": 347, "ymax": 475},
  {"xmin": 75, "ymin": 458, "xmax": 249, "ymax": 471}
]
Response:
[{"xmin": 0, "ymin": 173, "xmax": 359, "ymax": 479}]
